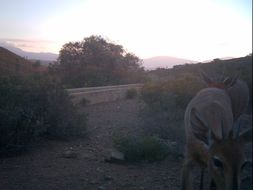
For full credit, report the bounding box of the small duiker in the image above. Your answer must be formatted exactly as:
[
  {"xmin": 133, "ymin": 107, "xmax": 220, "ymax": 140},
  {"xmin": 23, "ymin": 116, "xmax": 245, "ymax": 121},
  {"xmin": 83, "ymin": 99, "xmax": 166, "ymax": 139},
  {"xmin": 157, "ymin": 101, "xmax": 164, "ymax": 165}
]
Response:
[{"xmin": 181, "ymin": 72, "xmax": 252, "ymax": 190}]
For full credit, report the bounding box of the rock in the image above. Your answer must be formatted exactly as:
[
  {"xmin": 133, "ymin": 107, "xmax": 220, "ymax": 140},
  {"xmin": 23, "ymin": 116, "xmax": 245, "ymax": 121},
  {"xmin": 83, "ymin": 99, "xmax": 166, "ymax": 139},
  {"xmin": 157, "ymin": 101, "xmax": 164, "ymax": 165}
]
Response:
[
  {"xmin": 104, "ymin": 149, "xmax": 125, "ymax": 163},
  {"xmin": 98, "ymin": 185, "xmax": 106, "ymax": 190},
  {"xmin": 104, "ymin": 175, "xmax": 113, "ymax": 181},
  {"xmin": 81, "ymin": 152, "xmax": 95, "ymax": 160},
  {"xmin": 88, "ymin": 180, "xmax": 98, "ymax": 185},
  {"xmin": 96, "ymin": 167, "xmax": 103, "ymax": 173},
  {"xmin": 177, "ymin": 154, "xmax": 184, "ymax": 160},
  {"xmin": 61, "ymin": 149, "xmax": 78, "ymax": 159}
]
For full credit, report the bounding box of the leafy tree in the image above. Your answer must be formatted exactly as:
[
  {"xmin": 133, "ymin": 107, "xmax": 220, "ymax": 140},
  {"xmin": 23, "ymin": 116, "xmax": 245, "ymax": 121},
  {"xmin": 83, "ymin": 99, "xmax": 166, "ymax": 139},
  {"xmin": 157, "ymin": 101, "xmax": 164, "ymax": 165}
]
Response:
[{"xmin": 53, "ymin": 35, "xmax": 146, "ymax": 88}]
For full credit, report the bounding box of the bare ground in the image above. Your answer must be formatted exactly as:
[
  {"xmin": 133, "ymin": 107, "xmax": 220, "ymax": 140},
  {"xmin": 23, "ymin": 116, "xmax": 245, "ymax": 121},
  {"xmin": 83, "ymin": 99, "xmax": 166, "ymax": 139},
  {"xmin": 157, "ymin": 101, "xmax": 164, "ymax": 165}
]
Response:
[{"xmin": 0, "ymin": 99, "xmax": 251, "ymax": 190}]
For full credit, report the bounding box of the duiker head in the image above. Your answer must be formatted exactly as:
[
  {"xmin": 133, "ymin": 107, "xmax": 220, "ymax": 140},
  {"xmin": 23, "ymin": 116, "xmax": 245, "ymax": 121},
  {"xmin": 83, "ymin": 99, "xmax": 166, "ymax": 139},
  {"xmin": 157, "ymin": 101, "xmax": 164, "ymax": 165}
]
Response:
[
  {"xmin": 191, "ymin": 110, "xmax": 252, "ymax": 190},
  {"xmin": 208, "ymin": 128, "xmax": 251, "ymax": 190},
  {"xmin": 200, "ymin": 71, "xmax": 238, "ymax": 89}
]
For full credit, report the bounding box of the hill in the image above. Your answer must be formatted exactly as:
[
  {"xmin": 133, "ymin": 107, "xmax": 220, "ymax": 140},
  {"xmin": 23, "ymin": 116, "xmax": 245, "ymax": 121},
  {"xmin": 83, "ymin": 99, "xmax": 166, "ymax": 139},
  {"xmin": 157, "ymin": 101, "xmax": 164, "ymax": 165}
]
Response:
[
  {"xmin": 148, "ymin": 55, "xmax": 252, "ymax": 80},
  {"xmin": 142, "ymin": 56, "xmax": 196, "ymax": 70},
  {"xmin": 0, "ymin": 47, "xmax": 47, "ymax": 76},
  {"xmin": 0, "ymin": 42, "xmax": 58, "ymax": 62},
  {"xmin": 147, "ymin": 55, "xmax": 252, "ymax": 110}
]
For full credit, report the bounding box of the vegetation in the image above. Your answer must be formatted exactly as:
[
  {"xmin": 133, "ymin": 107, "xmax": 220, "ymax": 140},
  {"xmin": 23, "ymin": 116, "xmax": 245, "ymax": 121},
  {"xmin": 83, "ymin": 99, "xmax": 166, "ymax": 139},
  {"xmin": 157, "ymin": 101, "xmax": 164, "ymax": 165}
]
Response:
[
  {"xmin": 0, "ymin": 74, "xmax": 87, "ymax": 156},
  {"xmin": 113, "ymin": 135, "xmax": 169, "ymax": 162},
  {"xmin": 140, "ymin": 75, "xmax": 203, "ymax": 141},
  {"xmin": 1, "ymin": 36, "xmax": 251, "ymax": 161},
  {"xmin": 51, "ymin": 35, "xmax": 147, "ymax": 88}
]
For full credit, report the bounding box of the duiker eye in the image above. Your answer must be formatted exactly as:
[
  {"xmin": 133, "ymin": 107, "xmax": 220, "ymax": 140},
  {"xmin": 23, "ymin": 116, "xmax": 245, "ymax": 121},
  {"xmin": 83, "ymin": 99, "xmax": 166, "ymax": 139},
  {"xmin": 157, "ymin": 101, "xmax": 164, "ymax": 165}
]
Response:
[{"xmin": 212, "ymin": 157, "xmax": 223, "ymax": 169}]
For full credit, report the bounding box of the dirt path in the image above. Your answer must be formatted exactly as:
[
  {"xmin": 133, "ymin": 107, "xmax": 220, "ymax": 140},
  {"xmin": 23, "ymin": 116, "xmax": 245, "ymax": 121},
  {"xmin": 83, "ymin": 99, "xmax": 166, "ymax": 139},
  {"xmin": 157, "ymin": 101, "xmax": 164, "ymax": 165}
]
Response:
[{"xmin": 0, "ymin": 99, "xmax": 251, "ymax": 190}]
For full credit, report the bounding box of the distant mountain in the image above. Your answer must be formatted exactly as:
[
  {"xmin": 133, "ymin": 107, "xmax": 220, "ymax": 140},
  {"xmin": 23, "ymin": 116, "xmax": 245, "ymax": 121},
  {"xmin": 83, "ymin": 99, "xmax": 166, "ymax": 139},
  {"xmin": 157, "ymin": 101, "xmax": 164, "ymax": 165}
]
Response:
[
  {"xmin": 0, "ymin": 43, "xmax": 58, "ymax": 62},
  {"xmin": 142, "ymin": 56, "xmax": 196, "ymax": 70}
]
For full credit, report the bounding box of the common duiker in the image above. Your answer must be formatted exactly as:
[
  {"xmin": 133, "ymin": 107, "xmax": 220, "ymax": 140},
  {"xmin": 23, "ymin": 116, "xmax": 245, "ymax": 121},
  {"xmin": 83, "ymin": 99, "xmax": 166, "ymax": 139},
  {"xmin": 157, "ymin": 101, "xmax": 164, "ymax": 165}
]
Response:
[{"xmin": 181, "ymin": 73, "xmax": 252, "ymax": 190}]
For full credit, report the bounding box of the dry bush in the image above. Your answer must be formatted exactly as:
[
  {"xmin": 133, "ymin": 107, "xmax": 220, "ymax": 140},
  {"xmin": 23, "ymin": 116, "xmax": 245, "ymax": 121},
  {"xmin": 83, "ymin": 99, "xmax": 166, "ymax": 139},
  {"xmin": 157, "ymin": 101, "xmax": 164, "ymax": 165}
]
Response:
[{"xmin": 0, "ymin": 75, "xmax": 87, "ymax": 156}]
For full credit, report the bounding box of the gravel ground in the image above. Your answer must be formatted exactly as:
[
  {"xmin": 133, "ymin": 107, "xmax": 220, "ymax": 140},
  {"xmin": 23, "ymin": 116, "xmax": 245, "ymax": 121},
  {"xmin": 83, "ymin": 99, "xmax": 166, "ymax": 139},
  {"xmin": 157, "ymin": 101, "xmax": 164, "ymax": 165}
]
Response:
[{"xmin": 0, "ymin": 98, "xmax": 251, "ymax": 190}]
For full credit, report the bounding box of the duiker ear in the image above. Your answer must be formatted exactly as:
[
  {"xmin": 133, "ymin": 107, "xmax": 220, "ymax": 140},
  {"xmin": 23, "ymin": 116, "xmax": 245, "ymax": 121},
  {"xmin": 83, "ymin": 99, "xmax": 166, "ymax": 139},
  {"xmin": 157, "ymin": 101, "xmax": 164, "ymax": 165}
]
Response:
[
  {"xmin": 190, "ymin": 108, "xmax": 222, "ymax": 147},
  {"xmin": 190, "ymin": 108, "xmax": 209, "ymax": 145},
  {"xmin": 239, "ymin": 128, "xmax": 252, "ymax": 144}
]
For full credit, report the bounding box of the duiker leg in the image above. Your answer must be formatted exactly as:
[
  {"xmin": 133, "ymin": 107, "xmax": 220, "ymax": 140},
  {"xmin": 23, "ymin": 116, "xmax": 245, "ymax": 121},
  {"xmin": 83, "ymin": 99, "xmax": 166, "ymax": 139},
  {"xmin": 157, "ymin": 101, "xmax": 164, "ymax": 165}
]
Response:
[
  {"xmin": 199, "ymin": 168, "xmax": 205, "ymax": 190},
  {"xmin": 181, "ymin": 159, "xmax": 194, "ymax": 190}
]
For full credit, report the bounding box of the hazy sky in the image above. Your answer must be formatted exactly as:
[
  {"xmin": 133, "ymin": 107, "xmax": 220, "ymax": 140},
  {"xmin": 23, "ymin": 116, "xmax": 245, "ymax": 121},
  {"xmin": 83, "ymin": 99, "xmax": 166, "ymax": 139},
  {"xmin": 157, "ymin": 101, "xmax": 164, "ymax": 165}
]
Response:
[{"xmin": 0, "ymin": 0, "xmax": 252, "ymax": 61}]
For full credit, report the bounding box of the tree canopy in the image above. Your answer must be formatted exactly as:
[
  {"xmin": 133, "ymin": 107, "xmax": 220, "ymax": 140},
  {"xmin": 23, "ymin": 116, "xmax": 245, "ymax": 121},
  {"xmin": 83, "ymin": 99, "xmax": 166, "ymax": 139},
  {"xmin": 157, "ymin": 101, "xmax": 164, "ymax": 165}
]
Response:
[{"xmin": 52, "ymin": 35, "xmax": 146, "ymax": 88}]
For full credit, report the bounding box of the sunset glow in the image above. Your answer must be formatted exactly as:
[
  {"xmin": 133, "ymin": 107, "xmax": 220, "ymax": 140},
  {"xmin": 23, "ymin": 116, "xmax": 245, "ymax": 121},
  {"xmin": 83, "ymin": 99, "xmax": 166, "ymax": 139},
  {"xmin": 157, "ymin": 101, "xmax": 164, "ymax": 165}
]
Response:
[{"xmin": 0, "ymin": 0, "xmax": 252, "ymax": 61}]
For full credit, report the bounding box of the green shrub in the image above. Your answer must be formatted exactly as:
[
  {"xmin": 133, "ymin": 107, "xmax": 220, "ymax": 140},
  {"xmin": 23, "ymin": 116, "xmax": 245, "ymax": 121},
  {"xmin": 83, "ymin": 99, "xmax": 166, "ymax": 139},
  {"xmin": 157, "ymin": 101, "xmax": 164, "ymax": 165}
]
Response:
[
  {"xmin": 140, "ymin": 75, "xmax": 203, "ymax": 140},
  {"xmin": 125, "ymin": 88, "xmax": 138, "ymax": 99},
  {"xmin": 43, "ymin": 82, "xmax": 87, "ymax": 139},
  {"xmin": 0, "ymin": 75, "xmax": 87, "ymax": 155},
  {"xmin": 141, "ymin": 75, "xmax": 203, "ymax": 111},
  {"xmin": 113, "ymin": 135, "xmax": 169, "ymax": 162}
]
